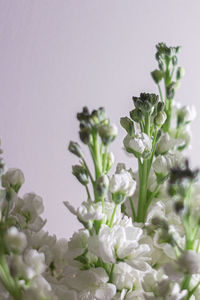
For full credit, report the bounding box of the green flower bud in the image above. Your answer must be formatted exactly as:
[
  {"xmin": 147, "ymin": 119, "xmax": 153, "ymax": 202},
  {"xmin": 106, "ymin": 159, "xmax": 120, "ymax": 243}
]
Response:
[
  {"xmin": 166, "ymin": 82, "xmax": 176, "ymax": 99},
  {"xmin": 151, "ymin": 69, "xmax": 163, "ymax": 84},
  {"xmin": 68, "ymin": 141, "xmax": 84, "ymax": 158},
  {"xmin": 129, "ymin": 109, "xmax": 143, "ymax": 123},
  {"xmin": 106, "ymin": 152, "xmax": 115, "ymax": 172},
  {"xmin": 157, "ymin": 101, "xmax": 165, "ymax": 113},
  {"xmin": 154, "ymin": 111, "xmax": 167, "ymax": 126},
  {"xmin": 96, "ymin": 175, "xmax": 109, "ymax": 197},
  {"xmin": 98, "ymin": 124, "xmax": 118, "ymax": 145},
  {"xmin": 174, "ymin": 201, "xmax": 185, "ymax": 215},
  {"xmin": 120, "ymin": 117, "xmax": 135, "ymax": 136},
  {"xmin": 79, "ymin": 128, "xmax": 92, "ymax": 144},
  {"xmin": 72, "ymin": 165, "xmax": 89, "ymax": 185},
  {"xmin": 151, "ymin": 216, "xmax": 168, "ymax": 230},
  {"xmin": 176, "ymin": 67, "xmax": 185, "ymax": 81}
]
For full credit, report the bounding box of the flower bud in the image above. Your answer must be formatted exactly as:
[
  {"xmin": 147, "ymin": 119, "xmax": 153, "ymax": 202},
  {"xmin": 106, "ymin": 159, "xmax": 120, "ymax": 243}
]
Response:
[
  {"xmin": 166, "ymin": 82, "xmax": 176, "ymax": 99},
  {"xmin": 72, "ymin": 165, "xmax": 89, "ymax": 185},
  {"xmin": 129, "ymin": 109, "xmax": 143, "ymax": 123},
  {"xmin": 174, "ymin": 201, "xmax": 185, "ymax": 215},
  {"xmin": 151, "ymin": 216, "xmax": 168, "ymax": 230},
  {"xmin": 153, "ymin": 155, "xmax": 169, "ymax": 177},
  {"xmin": 2, "ymin": 168, "xmax": 25, "ymax": 192},
  {"xmin": 157, "ymin": 101, "xmax": 165, "ymax": 113},
  {"xmin": 96, "ymin": 175, "xmax": 109, "ymax": 197},
  {"xmin": 106, "ymin": 152, "xmax": 115, "ymax": 172},
  {"xmin": 68, "ymin": 141, "xmax": 84, "ymax": 158},
  {"xmin": 79, "ymin": 128, "xmax": 92, "ymax": 144},
  {"xmin": 176, "ymin": 67, "xmax": 185, "ymax": 81},
  {"xmin": 154, "ymin": 111, "xmax": 167, "ymax": 126},
  {"xmin": 151, "ymin": 69, "xmax": 163, "ymax": 84},
  {"xmin": 98, "ymin": 124, "xmax": 118, "ymax": 145},
  {"xmin": 6, "ymin": 226, "xmax": 27, "ymax": 253},
  {"xmin": 120, "ymin": 117, "xmax": 135, "ymax": 136}
]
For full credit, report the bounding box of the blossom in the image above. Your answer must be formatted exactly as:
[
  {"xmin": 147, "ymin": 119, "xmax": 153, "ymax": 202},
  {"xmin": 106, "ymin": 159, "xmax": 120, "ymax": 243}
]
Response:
[
  {"xmin": 6, "ymin": 226, "xmax": 27, "ymax": 253},
  {"xmin": 88, "ymin": 223, "xmax": 144, "ymax": 264},
  {"xmin": 109, "ymin": 169, "xmax": 136, "ymax": 199},
  {"xmin": 2, "ymin": 168, "xmax": 25, "ymax": 190},
  {"xmin": 124, "ymin": 133, "xmax": 152, "ymax": 155}
]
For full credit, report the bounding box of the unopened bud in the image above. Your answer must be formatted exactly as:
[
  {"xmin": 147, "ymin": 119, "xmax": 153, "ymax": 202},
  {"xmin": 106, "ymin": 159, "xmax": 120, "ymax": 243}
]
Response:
[
  {"xmin": 152, "ymin": 216, "xmax": 168, "ymax": 230},
  {"xmin": 72, "ymin": 165, "xmax": 89, "ymax": 185},
  {"xmin": 98, "ymin": 124, "xmax": 118, "ymax": 145},
  {"xmin": 120, "ymin": 117, "xmax": 135, "ymax": 136},
  {"xmin": 174, "ymin": 201, "xmax": 185, "ymax": 215},
  {"xmin": 151, "ymin": 69, "xmax": 163, "ymax": 84},
  {"xmin": 68, "ymin": 141, "xmax": 84, "ymax": 158},
  {"xmin": 155, "ymin": 111, "xmax": 167, "ymax": 126},
  {"xmin": 106, "ymin": 152, "xmax": 115, "ymax": 172},
  {"xmin": 79, "ymin": 129, "xmax": 92, "ymax": 144},
  {"xmin": 130, "ymin": 109, "xmax": 143, "ymax": 123},
  {"xmin": 176, "ymin": 67, "xmax": 185, "ymax": 81},
  {"xmin": 166, "ymin": 82, "xmax": 176, "ymax": 99},
  {"xmin": 157, "ymin": 101, "xmax": 165, "ymax": 112},
  {"xmin": 2, "ymin": 168, "xmax": 25, "ymax": 193},
  {"xmin": 96, "ymin": 175, "xmax": 109, "ymax": 197}
]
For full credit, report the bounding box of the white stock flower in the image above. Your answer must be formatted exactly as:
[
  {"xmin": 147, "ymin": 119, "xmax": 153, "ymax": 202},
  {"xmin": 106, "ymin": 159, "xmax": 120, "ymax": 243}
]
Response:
[
  {"xmin": 6, "ymin": 226, "xmax": 27, "ymax": 253},
  {"xmin": 177, "ymin": 105, "xmax": 196, "ymax": 123},
  {"xmin": 109, "ymin": 169, "xmax": 136, "ymax": 198},
  {"xmin": 156, "ymin": 133, "xmax": 181, "ymax": 154},
  {"xmin": 178, "ymin": 250, "xmax": 200, "ymax": 274},
  {"xmin": 24, "ymin": 249, "xmax": 46, "ymax": 276},
  {"xmin": 88, "ymin": 223, "xmax": 143, "ymax": 263},
  {"xmin": 2, "ymin": 168, "xmax": 25, "ymax": 189},
  {"xmin": 124, "ymin": 133, "xmax": 152, "ymax": 155},
  {"xmin": 63, "ymin": 266, "xmax": 116, "ymax": 300},
  {"xmin": 112, "ymin": 262, "xmax": 142, "ymax": 291}
]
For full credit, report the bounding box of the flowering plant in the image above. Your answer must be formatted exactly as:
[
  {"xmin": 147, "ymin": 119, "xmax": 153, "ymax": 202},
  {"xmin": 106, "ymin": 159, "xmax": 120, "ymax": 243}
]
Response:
[{"xmin": 0, "ymin": 43, "xmax": 199, "ymax": 300}]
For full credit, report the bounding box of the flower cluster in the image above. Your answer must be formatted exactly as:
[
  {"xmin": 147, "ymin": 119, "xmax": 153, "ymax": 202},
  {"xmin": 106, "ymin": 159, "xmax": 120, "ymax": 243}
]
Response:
[{"xmin": 1, "ymin": 42, "xmax": 200, "ymax": 300}]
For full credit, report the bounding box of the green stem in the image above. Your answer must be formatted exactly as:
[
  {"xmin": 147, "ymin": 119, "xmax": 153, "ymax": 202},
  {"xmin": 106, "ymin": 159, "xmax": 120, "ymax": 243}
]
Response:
[
  {"xmin": 0, "ymin": 256, "xmax": 22, "ymax": 300},
  {"xmin": 85, "ymin": 185, "xmax": 91, "ymax": 202},
  {"xmin": 109, "ymin": 264, "xmax": 114, "ymax": 283},
  {"xmin": 157, "ymin": 83, "xmax": 163, "ymax": 102},
  {"xmin": 109, "ymin": 204, "xmax": 118, "ymax": 228},
  {"xmin": 129, "ymin": 197, "xmax": 136, "ymax": 221}
]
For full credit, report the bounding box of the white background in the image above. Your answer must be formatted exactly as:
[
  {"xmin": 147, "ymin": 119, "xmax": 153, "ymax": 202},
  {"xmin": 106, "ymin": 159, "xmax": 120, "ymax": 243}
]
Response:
[{"xmin": 0, "ymin": 0, "xmax": 200, "ymax": 238}]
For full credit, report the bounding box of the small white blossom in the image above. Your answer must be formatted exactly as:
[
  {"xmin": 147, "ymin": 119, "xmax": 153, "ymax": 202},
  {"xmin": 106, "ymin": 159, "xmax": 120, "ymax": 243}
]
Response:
[
  {"xmin": 6, "ymin": 226, "xmax": 27, "ymax": 253},
  {"xmin": 124, "ymin": 133, "xmax": 152, "ymax": 155},
  {"xmin": 109, "ymin": 169, "xmax": 136, "ymax": 197},
  {"xmin": 2, "ymin": 168, "xmax": 25, "ymax": 189}
]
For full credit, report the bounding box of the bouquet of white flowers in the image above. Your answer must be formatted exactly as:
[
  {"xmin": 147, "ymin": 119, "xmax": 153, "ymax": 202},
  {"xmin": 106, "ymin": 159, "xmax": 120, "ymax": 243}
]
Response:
[{"xmin": 0, "ymin": 43, "xmax": 199, "ymax": 300}]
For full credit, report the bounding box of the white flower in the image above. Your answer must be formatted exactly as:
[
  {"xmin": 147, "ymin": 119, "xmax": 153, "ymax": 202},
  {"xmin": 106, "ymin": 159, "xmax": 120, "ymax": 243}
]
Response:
[
  {"xmin": 2, "ymin": 168, "xmax": 25, "ymax": 189},
  {"xmin": 156, "ymin": 133, "xmax": 181, "ymax": 154},
  {"xmin": 177, "ymin": 105, "xmax": 196, "ymax": 123},
  {"xmin": 112, "ymin": 262, "xmax": 140, "ymax": 291},
  {"xmin": 24, "ymin": 249, "xmax": 46, "ymax": 275},
  {"xmin": 124, "ymin": 133, "xmax": 152, "ymax": 155},
  {"xmin": 6, "ymin": 227, "xmax": 27, "ymax": 253},
  {"xmin": 63, "ymin": 266, "xmax": 116, "ymax": 300},
  {"xmin": 178, "ymin": 250, "xmax": 200, "ymax": 274},
  {"xmin": 88, "ymin": 223, "xmax": 143, "ymax": 263},
  {"xmin": 109, "ymin": 169, "xmax": 136, "ymax": 198}
]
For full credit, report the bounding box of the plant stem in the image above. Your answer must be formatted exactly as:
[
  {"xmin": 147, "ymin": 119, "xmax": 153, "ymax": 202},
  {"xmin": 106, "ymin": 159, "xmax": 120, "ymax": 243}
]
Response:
[{"xmin": 109, "ymin": 204, "xmax": 118, "ymax": 228}]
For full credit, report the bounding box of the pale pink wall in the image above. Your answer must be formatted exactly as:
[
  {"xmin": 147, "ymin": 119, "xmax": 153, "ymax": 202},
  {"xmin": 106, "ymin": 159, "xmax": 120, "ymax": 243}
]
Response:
[{"xmin": 0, "ymin": 0, "xmax": 200, "ymax": 238}]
